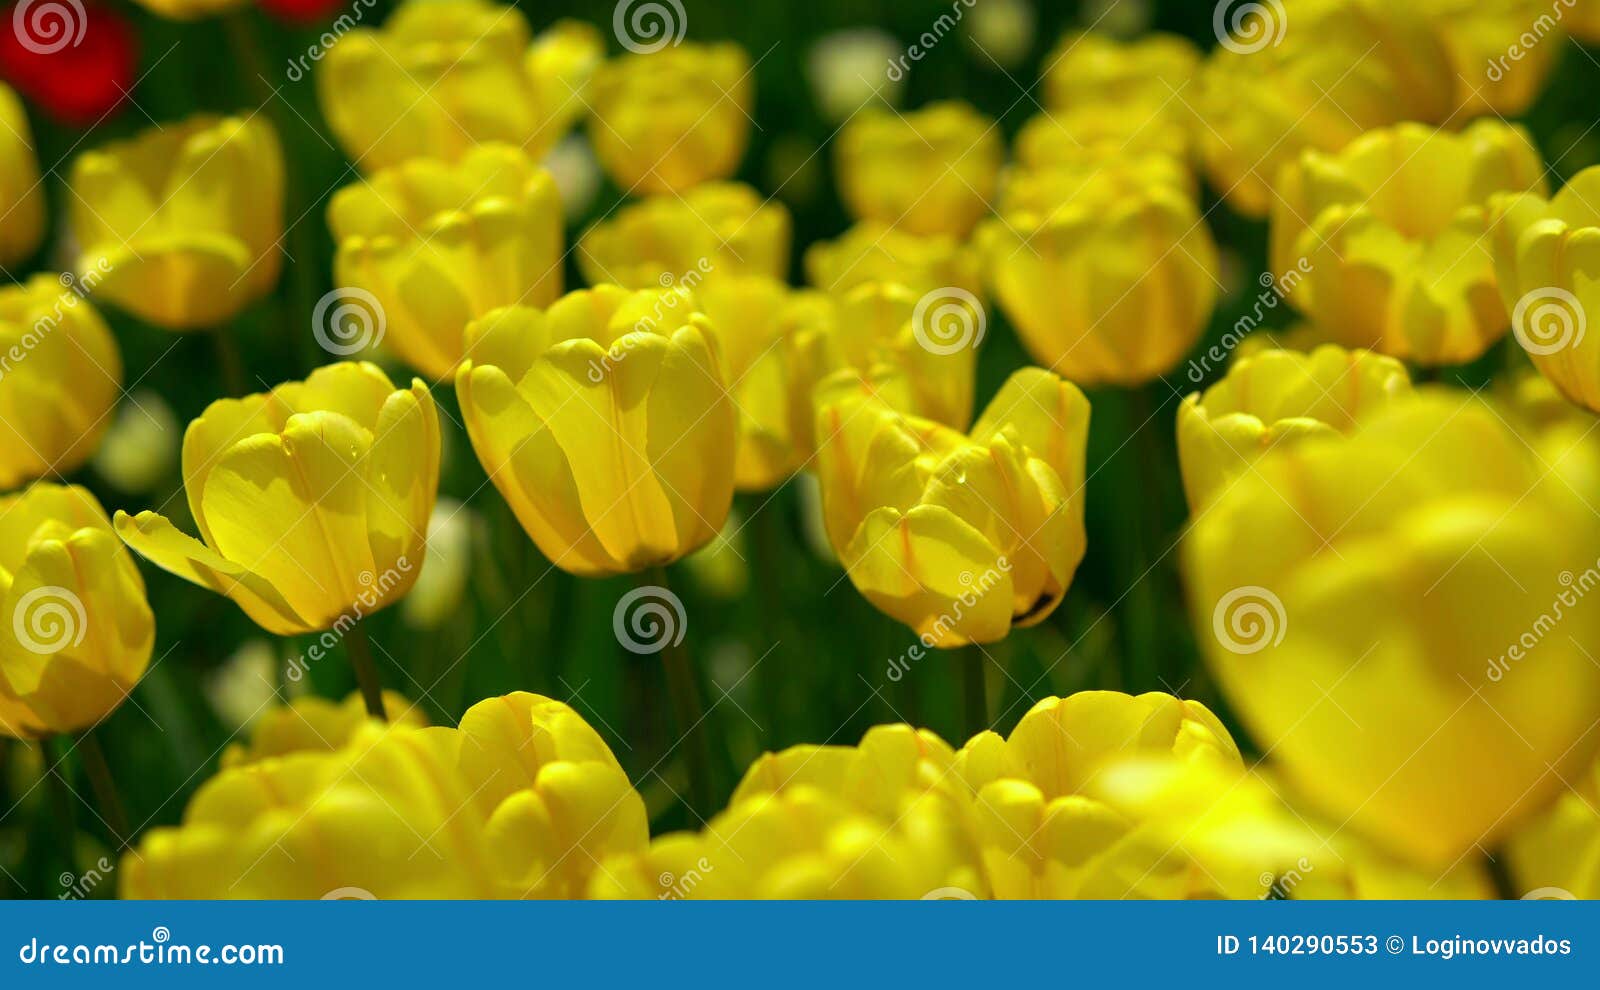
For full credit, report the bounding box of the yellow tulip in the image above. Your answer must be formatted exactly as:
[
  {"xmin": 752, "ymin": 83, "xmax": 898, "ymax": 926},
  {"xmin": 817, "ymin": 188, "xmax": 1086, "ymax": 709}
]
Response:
[
  {"xmin": 591, "ymin": 785, "xmax": 988, "ymax": 899},
  {"xmin": 577, "ymin": 182, "xmax": 791, "ymax": 289},
  {"xmin": 125, "ymin": 691, "xmax": 645, "ymax": 899},
  {"xmin": 1570, "ymin": 0, "xmax": 1600, "ymax": 42},
  {"xmin": 220, "ymin": 691, "xmax": 427, "ymax": 769},
  {"xmin": 130, "ymin": 0, "xmax": 243, "ymax": 17},
  {"xmin": 1507, "ymin": 760, "xmax": 1600, "ymax": 899},
  {"xmin": 1037, "ymin": 32, "xmax": 1198, "ymax": 163},
  {"xmin": 729, "ymin": 280, "xmax": 980, "ymax": 492},
  {"xmin": 977, "ymin": 160, "xmax": 1218, "ymax": 386},
  {"xmin": 835, "ymin": 102, "xmax": 1002, "ymax": 238},
  {"xmin": 316, "ymin": 0, "xmax": 602, "ymax": 172},
  {"xmin": 1195, "ymin": 0, "xmax": 1456, "ymax": 219},
  {"xmin": 1012, "ymin": 108, "xmax": 1191, "ymax": 185},
  {"xmin": 1177, "ymin": 345, "xmax": 1412, "ymax": 511},
  {"xmin": 1186, "ymin": 392, "xmax": 1600, "ymax": 866},
  {"xmin": 453, "ymin": 692, "xmax": 648, "ymax": 898},
  {"xmin": 805, "ymin": 221, "xmax": 984, "ymax": 299},
  {"xmin": 1489, "ymin": 165, "xmax": 1600, "ymax": 413},
  {"xmin": 69, "ymin": 115, "xmax": 283, "ymax": 331},
  {"xmin": 0, "ymin": 276, "xmax": 122, "ymax": 491},
  {"xmin": 1272, "ymin": 120, "xmax": 1546, "ymax": 366},
  {"xmin": 328, "ymin": 143, "xmax": 564, "ymax": 380},
  {"xmin": 0, "ymin": 84, "xmax": 44, "ymax": 268},
  {"xmin": 0, "ymin": 484, "xmax": 154, "ymax": 738},
  {"xmin": 733, "ymin": 723, "xmax": 969, "ymax": 820},
  {"xmin": 123, "ymin": 724, "xmax": 502, "ymax": 898},
  {"xmin": 114, "ymin": 362, "xmax": 440, "ymax": 636},
  {"xmin": 587, "ymin": 43, "xmax": 752, "ymax": 195},
  {"xmin": 1421, "ymin": 0, "xmax": 1562, "ymax": 116},
  {"xmin": 456, "ymin": 286, "xmax": 735, "ymax": 576},
  {"xmin": 814, "ymin": 367, "xmax": 1088, "ymax": 646},
  {"xmin": 954, "ymin": 692, "xmax": 1282, "ymax": 899}
]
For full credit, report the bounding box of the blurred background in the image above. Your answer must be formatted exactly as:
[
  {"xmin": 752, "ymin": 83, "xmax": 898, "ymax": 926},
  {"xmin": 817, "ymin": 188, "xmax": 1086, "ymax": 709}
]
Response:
[{"xmin": 2, "ymin": 0, "xmax": 1599, "ymax": 898}]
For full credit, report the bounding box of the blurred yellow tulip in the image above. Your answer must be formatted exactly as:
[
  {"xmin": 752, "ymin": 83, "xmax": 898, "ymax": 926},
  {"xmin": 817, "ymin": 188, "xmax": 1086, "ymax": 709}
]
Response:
[
  {"xmin": 0, "ymin": 84, "xmax": 44, "ymax": 268},
  {"xmin": 978, "ymin": 160, "xmax": 1219, "ymax": 386},
  {"xmin": 221, "ymin": 691, "xmax": 427, "ymax": 769},
  {"xmin": 1571, "ymin": 0, "xmax": 1600, "ymax": 42},
  {"xmin": 1012, "ymin": 108, "xmax": 1191, "ymax": 186},
  {"xmin": 1489, "ymin": 165, "xmax": 1600, "ymax": 413},
  {"xmin": 1421, "ymin": 0, "xmax": 1562, "ymax": 116},
  {"xmin": 835, "ymin": 102, "xmax": 1002, "ymax": 238},
  {"xmin": 454, "ymin": 692, "xmax": 648, "ymax": 898},
  {"xmin": 733, "ymin": 723, "xmax": 969, "ymax": 820},
  {"xmin": 1, "ymin": 484, "xmax": 153, "ymax": 738},
  {"xmin": 1272, "ymin": 120, "xmax": 1546, "ymax": 366},
  {"xmin": 316, "ymin": 0, "xmax": 601, "ymax": 171},
  {"xmin": 1507, "ymin": 760, "xmax": 1600, "ymax": 899},
  {"xmin": 1037, "ymin": 32, "xmax": 1198, "ymax": 163},
  {"xmin": 114, "ymin": 362, "xmax": 440, "ymax": 636},
  {"xmin": 1195, "ymin": 0, "xmax": 1456, "ymax": 219},
  {"xmin": 577, "ymin": 182, "xmax": 791, "ymax": 289},
  {"xmin": 126, "ymin": 691, "xmax": 645, "ymax": 898},
  {"xmin": 1187, "ymin": 392, "xmax": 1600, "ymax": 866},
  {"xmin": 1177, "ymin": 345, "xmax": 1411, "ymax": 511},
  {"xmin": 814, "ymin": 367, "xmax": 1089, "ymax": 646},
  {"xmin": 456, "ymin": 286, "xmax": 735, "ymax": 576},
  {"xmin": 124, "ymin": 724, "xmax": 501, "ymax": 898},
  {"xmin": 955, "ymin": 691, "xmax": 1264, "ymax": 898},
  {"xmin": 591, "ymin": 784, "xmax": 987, "ymax": 899},
  {"xmin": 806, "ymin": 221, "xmax": 984, "ymax": 299},
  {"xmin": 69, "ymin": 115, "xmax": 283, "ymax": 331},
  {"xmin": 587, "ymin": 43, "xmax": 752, "ymax": 194},
  {"xmin": 0, "ymin": 275, "xmax": 122, "ymax": 491},
  {"xmin": 328, "ymin": 143, "xmax": 564, "ymax": 380}
]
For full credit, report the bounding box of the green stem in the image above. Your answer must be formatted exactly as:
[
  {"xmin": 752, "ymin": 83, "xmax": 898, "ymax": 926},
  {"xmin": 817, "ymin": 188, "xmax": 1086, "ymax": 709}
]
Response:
[
  {"xmin": 43, "ymin": 738, "xmax": 78, "ymax": 876},
  {"xmin": 211, "ymin": 326, "xmax": 248, "ymax": 397},
  {"xmin": 752, "ymin": 505, "xmax": 787, "ymax": 745},
  {"xmin": 75, "ymin": 729, "xmax": 129, "ymax": 849},
  {"xmin": 344, "ymin": 621, "xmax": 388, "ymax": 721},
  {"xmin": 960, "ymin": 644, "xmax": 987, "ymax": 742},
  {"xmin": 1121, "ymin": 386, "xmax": 1166, "ymax": 692},
  {"xmin": 647, "ymin": 567, "xmax": 714, "ymax": 818}
]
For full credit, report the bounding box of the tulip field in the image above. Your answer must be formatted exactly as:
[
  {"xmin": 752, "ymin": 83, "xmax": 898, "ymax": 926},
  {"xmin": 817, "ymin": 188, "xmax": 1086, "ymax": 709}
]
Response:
[{"xmin": 4, "ymin": 0, "xmax": 1600, "ymax": 902}]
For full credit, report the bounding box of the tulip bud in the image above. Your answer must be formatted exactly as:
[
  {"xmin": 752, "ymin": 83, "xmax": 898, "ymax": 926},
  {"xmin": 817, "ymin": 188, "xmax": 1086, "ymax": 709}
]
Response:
[
  {"xmin": 806, "ymin": 29, "xmax": 902, "ymax": 122},
  {"xmin": 1, "ymin": 484, "xmax": 154, "ymax": 738},
  {"xmin": 91, "ymin": 389, "xmax": 179, "ymax": 495},
  {"xmin": 978, "ymin": 160, "xmax": 1218, "ymax": 386},
  {"xmin": 1187, "ymin": 393, "xmax": 1600, "ymax": 865},
  {"xmin": 1177, "ymin": 346, "xmax": 1411, "ymax": 511},
  {"xmin": 115, "ymin": 362, "xmax": 440, "ymax": 636},
  {"xmin": 220, "ymin": 691, "xmax": 426, "ymax": 769},
  {"xmin": 329, "ymin": 144, "xmax": 564, "ymax": 381},
  {"xmin": 0, "ymin": 276, "xmax": 122, "ymax": 491},
  {"xmin": 587, "ymin": 43, "xmax": 752, "ymax": 194},
  {"xmin": 1489, "ymin": 165, "xmax": 1600, "ymax": 413},
  {"xmin": 0, "ymin": 84, "xmax": 43, "ymax": 267},
  {"xmin": 805, "ymin": 221, "xmax": 983, "ymax": 299},
  {"xmin": 69, "ymin": 115, "xmax": 284, "ymax": 330},
  {"xmin": 835, "ymin": 102, "xmax": 1002, "ymax": 238},
  {"xmin": 1420, "ymin": 0, "xmax": 1561, "ymax": 116},
  {"xmin": 456, "ymin": 287, "xmax": 736, "ymax": 576},
  {"xmin": 1195, "ymin": 0, "xmax": 1457, "ymax": 218},
  {"xmin": 317, "ymin": 1, "xmax": 601, "ymax": 172},
  {"xmin": 1273, "ymin": 120, "xmax": 1545, "ymax": 366},
  {"xmin": 577, "ymin": 182, "xmax": 791, "ymax": 290},
  {"xmin": 814, "ymin": 367, "xmax": 1089, "ymax": 645}
]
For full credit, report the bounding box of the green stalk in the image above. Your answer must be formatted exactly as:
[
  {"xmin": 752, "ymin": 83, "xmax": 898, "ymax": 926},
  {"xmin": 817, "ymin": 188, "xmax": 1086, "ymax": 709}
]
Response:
[
  {"xmin": 647, "ymin": 567, "xmax": 714, "ymax": 818},
  {"xmin": 344, "ymin": 621, "xmax": 388, "ymax": 721},
  {"xmin": 75, "ymin": 729, "xmax": 129, "ymax": 849},
  {"xmin": 960, "ymin": 644, "xmax": 987, "ymax": 742}
]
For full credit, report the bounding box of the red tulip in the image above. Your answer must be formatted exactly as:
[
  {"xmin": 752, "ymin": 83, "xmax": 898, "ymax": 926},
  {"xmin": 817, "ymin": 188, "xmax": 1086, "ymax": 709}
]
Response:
[{"xmin": 0, "ymin": 1, "xmax": 137, "ymax": 126}]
